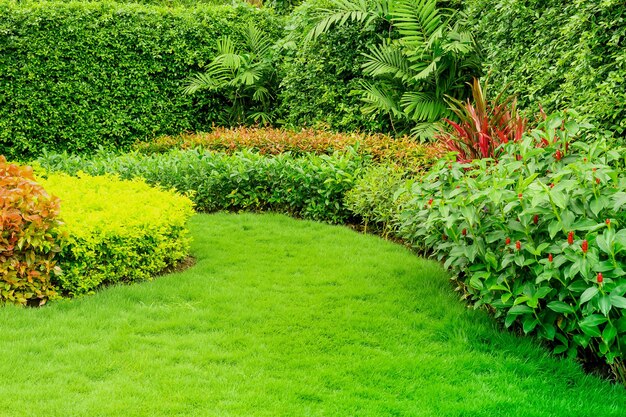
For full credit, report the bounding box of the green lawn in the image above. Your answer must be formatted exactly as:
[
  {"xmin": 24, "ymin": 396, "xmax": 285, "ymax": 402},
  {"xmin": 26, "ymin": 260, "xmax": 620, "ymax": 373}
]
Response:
[{"xmin": 1, "ymin": 212, "xmax": 625, "ymax": 416}]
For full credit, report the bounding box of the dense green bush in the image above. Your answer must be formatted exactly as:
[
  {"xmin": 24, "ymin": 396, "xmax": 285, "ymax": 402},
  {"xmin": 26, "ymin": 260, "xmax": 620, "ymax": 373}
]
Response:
[
  {"xmin": 396, "ymin": 112, "xmax": 626, "ymax": 380},
  {"xmin": 39, "ymin": 172, "xmax": 194, "ymax": 296},
  {"xmin": 278, "ymin": 0, "xmax": 389, "ymax": 133},
  {"xmin": 0, "ymin": 0, "xmax": 282, "ymax": 160},
  {"xmin": 465, "ymin": 0, "xmax": 626, "ymax": 135},
  {"xmin": 0, "ymin": 157, "xmax": 62, "ymax": 305},
  {"xmin": 345, "ymin": 164, "xmax": 408, "ymax": 236},
  {"xmin": 36, "ymin": 149, "xmax": 368, "ymax": 223}
]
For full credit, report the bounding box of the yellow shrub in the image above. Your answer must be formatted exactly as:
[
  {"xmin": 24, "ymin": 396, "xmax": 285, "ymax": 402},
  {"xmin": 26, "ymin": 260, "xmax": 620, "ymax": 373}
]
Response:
[{"xmin": 39, "ymin": 173, "xmax": 195, "ymax": 296}]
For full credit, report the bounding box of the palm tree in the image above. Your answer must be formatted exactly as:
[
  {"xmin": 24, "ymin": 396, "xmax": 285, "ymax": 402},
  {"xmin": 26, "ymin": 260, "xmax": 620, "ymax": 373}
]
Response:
[
  {"xmin": 306, "ymin": 0, "xmax": 481, "ymax": 140},
  {"xmin": 182, "ymin": 24, "xmax": 278, "ymax": 126}
]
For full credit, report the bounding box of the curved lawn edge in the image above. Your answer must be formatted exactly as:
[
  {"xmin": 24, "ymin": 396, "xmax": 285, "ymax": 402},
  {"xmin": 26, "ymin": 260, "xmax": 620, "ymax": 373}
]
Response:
[{"xmin": 0, "ymin": 212, "xmax": 624, "ymax": 416}]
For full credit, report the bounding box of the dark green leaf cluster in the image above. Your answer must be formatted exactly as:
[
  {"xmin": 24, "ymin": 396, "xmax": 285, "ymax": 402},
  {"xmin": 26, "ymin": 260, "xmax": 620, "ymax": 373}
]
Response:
[
  {"xmin": 36, "ymin": 148, "xmax": 369, "ymax": 224},
  {"xmin": 0, "ymin": 1, "xmax": 282, "ymax": 161},
  {"xmin": 465, "ymin": 0, "xmax": 626, "ymax": 136}
]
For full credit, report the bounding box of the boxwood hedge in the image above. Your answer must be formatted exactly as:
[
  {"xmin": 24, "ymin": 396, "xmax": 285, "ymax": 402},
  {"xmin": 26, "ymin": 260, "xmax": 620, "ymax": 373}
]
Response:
[{"xmin": 0, "ymin": 0, "xmax": 282, "ymax": 160}]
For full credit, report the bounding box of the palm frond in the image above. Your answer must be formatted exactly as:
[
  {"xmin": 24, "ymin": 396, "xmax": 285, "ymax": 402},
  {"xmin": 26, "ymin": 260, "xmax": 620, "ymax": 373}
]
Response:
[
  {"xmin": 181, "ymin": 65, "xmax": 231, "ymax": 95},
  {"xmin": 400, "ymin": 91, "xmax": 447, "ymax": 122},
  {"xmin": 362, "ymin": 42, "xmax": 413, "ymax": 81},
  {"xmin": 245, "ymin": 24, "xmax": 273, "ymax": 58},
  {"xmin": 304, "ymin": 0, "xmax": 379, "ymax": 42},
  {"xmin": 357, "ymin": 80, "xmax": 403, "ymax": 118},
  {"xmin": 391, "ymin": 0, "xmax": 441, "ymax": 48}
]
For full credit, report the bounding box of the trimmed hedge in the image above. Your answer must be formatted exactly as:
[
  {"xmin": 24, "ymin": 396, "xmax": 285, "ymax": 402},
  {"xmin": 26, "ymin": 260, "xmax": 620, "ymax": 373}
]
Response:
[
  {"xmin": 465, "ymin": 0, "xmax": 626, "ymax": 135},
  {"xmin": 0, "ymin": 0, "xmax": 282, "ymax": 160},
  {"xmin": 134, "ymin": 126, "xmax": 443, "ymax": 173},
  {"xmin": 36, "ymin": 149, "xmax": 368, "ymax": 224},
  {"xmin": 39, "ymin": 172, "xmax": 195, "ymax": 296}
]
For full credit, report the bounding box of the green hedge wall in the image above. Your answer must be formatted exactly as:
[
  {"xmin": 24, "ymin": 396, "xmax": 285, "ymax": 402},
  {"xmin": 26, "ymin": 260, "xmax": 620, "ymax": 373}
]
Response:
[
  {"xmin": 465, "ymin": 0, "xmax": 626, "ymax": 135},
  {"xmin": 0, "ymin": 0, "xmax": 282, "ymax": 160}
]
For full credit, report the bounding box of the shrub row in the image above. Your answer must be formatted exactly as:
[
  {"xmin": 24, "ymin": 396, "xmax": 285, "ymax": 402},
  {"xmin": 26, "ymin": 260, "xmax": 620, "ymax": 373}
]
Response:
[
  {"xmin": 0, "ymin": 0, "xmax": 282, "ymax": 160},
  {"xmin": 36, "ymin": 149, "xmax": 368, "ymax": 224},
  {"xmin": 465, "ymin": 0, "xmax": 626, "ymax": 136},
  {"xmin": 39, "ymin": 173, "xmax": 195, "ymax": 296},
  {"xmin": 135, "ymin": 127, "xmax": 442, "ymax": 173},
  {"xmin": 351, "ymin": 112, "xmax": 626, "ymax": 378},
  {"xmin": 0, "ymin": 157, "xmax": 62, "ymax": 305}
]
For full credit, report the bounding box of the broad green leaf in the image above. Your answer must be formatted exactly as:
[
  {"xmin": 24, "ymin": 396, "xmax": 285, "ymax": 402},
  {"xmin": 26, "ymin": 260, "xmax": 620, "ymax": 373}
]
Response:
[
  {"xmin": 599, "ymin": 295, "xmax": 612, "ymax": 316},
  {"xmin": 547, "ymin": 301, "xmax": 575, "ymax": 314},
  {"xmin": 609, "ymin": 293, "xmax": 626, "ymax": 309},
  {"xmin": 580, "ymin": 287, "xmax": 599, "ymax": 304}
]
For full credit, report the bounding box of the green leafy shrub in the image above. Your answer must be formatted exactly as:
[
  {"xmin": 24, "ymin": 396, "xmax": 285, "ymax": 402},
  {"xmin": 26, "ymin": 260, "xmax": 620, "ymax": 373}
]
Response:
[
  {"xmin": 345, "ymin": 164, "xmax": 409, "ymax": 236},
  {"xmin": 37, "ymin": 149, "xmax": 367, "ymax": 224},
  {"xmin": 134, "ymin": 126, "xmax": 443, "ymax": 172},
  {"xmin": 0, "ymin": 157, "xmax": 62, "ymax": 305},
  {"xmin": 38, "ymin": 173, "xmax": 194, "ymax": 296},
  {"xmin": 465, "ymin": 0, "xmax": 626, "ymax": 135},
  {"xmin": 182, "ymin": 23, "xmax": 280, "ymax": 125},
  {"xmin": 436, "ymin": 78, "xmax": 527, "ymax": 162},
  {"xmin": 397, "ymin": 112, "xmax": 626, "ymax": 380},
  {"xmin": 278, "ymin": 0, "xmax": 389, "ymax": 133},
  {"xmin": 303, "ymin": 0, "xmax": 481, "ymax": 138},
  {"xmin": 0, "ymin": 0, "xmax": 282, "ymax": 160}
]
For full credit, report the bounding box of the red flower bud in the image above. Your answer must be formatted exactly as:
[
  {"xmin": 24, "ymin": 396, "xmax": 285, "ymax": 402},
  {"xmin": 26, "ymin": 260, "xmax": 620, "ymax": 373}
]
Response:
[
  {"xmin": 515, "ymin": 240, "xmax": 521, "ymax": 251},
  {"xmin": 597, "ymin": 272, "xmax": 603, "ymax": 284},
  {"xmin": 548, "ymin": 254, "xmax": 553, "ymax": 262},
  {"xmin": 592, "ymin": 167, "xmax": 597, "ymax": 172},
  {"xmin": 555, "ymin": 150, "xmax": 562, "ymax": 161},
  {"xmin": 606, "ymin": 219, "xmax": 611, "ymax": 226},
  {"xmin": 442, "ymin": 234, "xmax": 448, "ymax": 241},
  {"xmin": 518, "ymin": 193, "xmax": 523, "ymax": 199},
  {"xmin": 583, "ymin": 158, "xmax": 587, "ymax": 163},
  {"xmin": 549, "ymin": 183, "xmax": 555, "ymax": 189},
  {"xmin": 505, "ymin": 237, "xmax": 511, "ymax": 245},
  {"xmin": 516, "ymin": 155, "xmax": 522, "ymax": 161},
  {"xmin": 582, "ymin": 240, "xmax": 588, "ymax": 253},
  {"xmin": 565, "ymin": 142, "xmax": 569, "ymax": 153},
  {"xmin": 533, "ymin": 215, "xmax": 539, "ymax": 225},
  {"xmin": 567, "ymin": 231, "xmax": 574, "ymax": 245},
  {"xmin": 596, "ymin": 177, "xmax": 601, "ymax": 185},
  {"xmin": 462, "ymin": 228, "xmax": 467, "ymax": 236},
  {"xmin": 428, "ymin": 199, "xmax": 433, "ymax": 205}
]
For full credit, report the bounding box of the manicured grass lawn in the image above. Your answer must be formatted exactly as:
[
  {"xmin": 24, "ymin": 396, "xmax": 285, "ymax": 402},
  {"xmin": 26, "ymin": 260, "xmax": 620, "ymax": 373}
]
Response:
[{"xmin": 1, "ymin": 212, "xmax": 625, "ymax": 416}]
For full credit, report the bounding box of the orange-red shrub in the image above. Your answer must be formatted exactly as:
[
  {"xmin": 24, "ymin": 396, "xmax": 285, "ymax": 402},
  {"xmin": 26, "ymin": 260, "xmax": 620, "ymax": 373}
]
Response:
[
  {"xmin": 0, "ymin": 156, "xmax": 62, "ymax": 305},
  {"xmin": 135, "ymin": 127, "xmax": 443, "ymax": 173}
]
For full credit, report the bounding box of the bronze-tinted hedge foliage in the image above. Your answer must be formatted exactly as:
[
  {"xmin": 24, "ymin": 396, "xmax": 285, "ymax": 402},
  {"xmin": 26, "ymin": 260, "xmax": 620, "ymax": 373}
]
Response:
[
  {"xmin": 0, "ymin": 156, "xmax": 63, "ymax": 305},
  {"xmin": 0, "ymin": 0, "xmax": 282, "ymax": 160}
]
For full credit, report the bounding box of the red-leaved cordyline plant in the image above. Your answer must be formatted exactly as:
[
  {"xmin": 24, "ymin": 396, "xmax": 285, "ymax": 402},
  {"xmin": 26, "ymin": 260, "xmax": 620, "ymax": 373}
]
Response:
[{"xmin": 436, "ymin": 78, "xmax": 527, "ymax": 163}]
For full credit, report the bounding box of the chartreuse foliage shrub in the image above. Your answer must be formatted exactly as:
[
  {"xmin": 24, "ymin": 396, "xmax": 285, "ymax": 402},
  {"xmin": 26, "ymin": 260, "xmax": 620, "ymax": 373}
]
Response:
[
  {"xmin": 37, "ymin": 149, "xmax": 367, "ymax": 224},
  {"xmin": 0, "ymin": 0, "xmax": 281, "ymax": 160},
  {"xmin": 38, "ymin": 173, "xmax": 194, "ymax": 296},
  {"xmin": 396, "ymin": 112, "xmax": 626, "ymax": 380},
  {"xmin": 0, "ymin": 157, "xmax": 62, "ymax": 306},
  {"xmin": 134, "ymin": 126, "xmax": 443, "ymax": 172},
  {"xmin": 465, "ymin": 0, "xmax": 626, "ymax": 135}
]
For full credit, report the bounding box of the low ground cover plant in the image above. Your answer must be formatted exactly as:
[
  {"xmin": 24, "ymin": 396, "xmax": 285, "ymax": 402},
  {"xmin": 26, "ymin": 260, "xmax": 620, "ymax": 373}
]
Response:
[
  {"xmin": 134, "ymin": 126, "xmax": 442, "ymax": 173},
  {"xmin": 37, "ymin": 149, "xmax": 367, "ymax": 224},
  {"xmin": 0, "ymin": 157, "xmax": 63, "ymax": 305},
  {"xmin": 39, "ymin": 173, "xmax": 194, "ymax": 296},
  {"xmin": 395, "ymin": 112, "xmax": 626, "ymax": 381}
]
